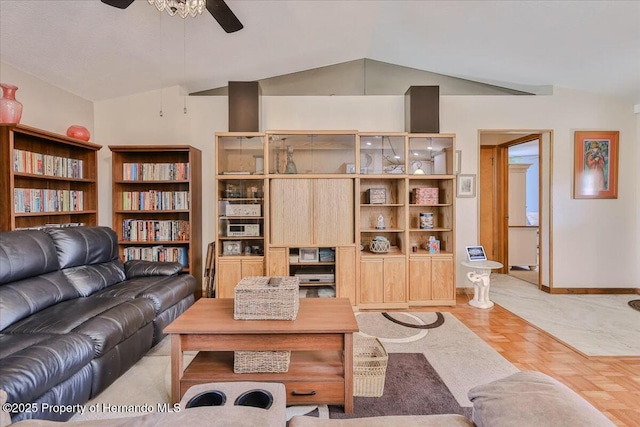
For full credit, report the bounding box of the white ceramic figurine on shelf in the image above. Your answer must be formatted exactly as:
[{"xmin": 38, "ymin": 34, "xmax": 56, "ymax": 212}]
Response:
[{"xmin": 376, "ymin": 214, "xmax": 385, "ymax": 230}]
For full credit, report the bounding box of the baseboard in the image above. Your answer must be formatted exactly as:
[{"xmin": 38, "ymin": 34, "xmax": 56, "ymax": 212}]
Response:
[
  {"xmin": 458, "ymin": 286, "xmax": 640, "ymax": 295},
  {"xmin": 548, "ymin": 287, "xmax": 638, "ymax": 295}
]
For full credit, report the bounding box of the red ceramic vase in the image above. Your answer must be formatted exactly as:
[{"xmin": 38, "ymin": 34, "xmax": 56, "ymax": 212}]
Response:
[
  {"xmin": 0, "ymin": 83, "xmax": 23, "ymax": 124},
  {"xmin": 66, "ymin": 125, "xmax": 91, "ymax": 141}
]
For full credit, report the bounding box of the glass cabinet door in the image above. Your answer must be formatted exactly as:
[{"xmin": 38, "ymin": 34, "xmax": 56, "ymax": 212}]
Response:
[
  {"xmin": 267, "ymin": 131, "xmax": 356, "ymax": 175},
  {"xmin": 216, "ymin": 133, "xmax": 265, "ymax": 175},
  {"xmin": 359, "ymin": 133, "xmax": 407, "ymax": 175},
  {"xmin": 407, "ymin": 135, "xmax": 455, "ymax": 175}
]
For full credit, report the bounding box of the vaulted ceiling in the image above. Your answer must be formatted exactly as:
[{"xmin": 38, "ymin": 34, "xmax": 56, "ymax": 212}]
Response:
[{"xmin": 1, "ymin": 1, "xmax": 638, "ymax": 105}]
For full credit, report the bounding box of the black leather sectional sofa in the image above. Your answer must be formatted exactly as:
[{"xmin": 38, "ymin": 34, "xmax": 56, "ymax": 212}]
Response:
[{"xmin": 0, "ymin": 226, "xmax": 196, "ymax": 422}]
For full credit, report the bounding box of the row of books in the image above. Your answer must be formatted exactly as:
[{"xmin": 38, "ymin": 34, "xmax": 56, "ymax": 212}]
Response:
[
  {"xmin": 13, "ymin": 149, "xmax": 84, "ymax": 179},
  {"xmin": 15, "ymin": 223, "xmax": 85, "ymax": 230},
  {"xmin": 14, "ymin": 189, "xmax": 84, "ymax": 213},
  {"xmin": 122, "ymin": 246, "xmax": 188, "ymax": 266},
  {"xmin": 121, "ymin": 191, "xmax": 189, "ymax": 211},
  {"xmin": 122, "ymin": 163, "xmax": 189, "ymax": 181},
  {"xmin": 122, "ymin": 219, "xmax": 190, "ymax": 242}
]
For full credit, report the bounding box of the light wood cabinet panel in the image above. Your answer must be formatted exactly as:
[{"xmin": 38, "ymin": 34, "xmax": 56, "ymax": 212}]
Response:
[
  {"xmin": 242, "ymin": 258, "xmax": 265, "ymax": 278},
  {"xmin": 359, "ymin": 258, "xmax": 384, "ymax": 304},
  {"xmin": 383, "ymin": 258, "xmax": 406, "ymax": 303},
  {"xmin": 270, "ymin": 179, "xmax": 314, "ymax": 245},
  {"xmin": 409, "ymin": 257, "xmax": 432, "ymax": 301},
  {"xmin": 409, "ymin": 255, "xmax": 454, "ymax": 303},
  {"xmin": 359, "ymin": 257, "xmax": 406, "ymax": 306},
  {"xmin": 314, "ymin": 179, "xmax": 354, "ymax": 245},
  {"xmin": 217, "ymin": 258, "xmax": 264, "ymax": 299},
  {"xmin": 268, "ymin": 247, "xmax": 289, "ymax": 276},
  {"xmin": 336, "ymin": 246, "xmax": 356, "ymax": 304},
  {"xmin": 431, "ymin": 256, "xmax": 454, "ymax": 300},
  {"xmin": 217, "ymin": 259, "xmax": 242, "ymax": 299}
]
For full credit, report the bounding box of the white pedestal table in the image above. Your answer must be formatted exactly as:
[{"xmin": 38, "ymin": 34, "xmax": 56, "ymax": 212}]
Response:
[{"xmin": 461, "ymin": 260, "xmax": 503, "ymax": 309}]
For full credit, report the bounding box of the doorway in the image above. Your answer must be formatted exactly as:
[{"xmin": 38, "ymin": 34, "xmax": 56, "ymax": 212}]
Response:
[{"xmin": 478, "ymin": 130, "xmax": 553, "ymax": 291}]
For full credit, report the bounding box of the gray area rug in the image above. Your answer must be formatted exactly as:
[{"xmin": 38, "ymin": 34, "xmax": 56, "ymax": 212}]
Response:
[
  {"xmin": 330, "ymin": 353, "xmax": 472, "ymax": 419},
  {"xmin": 289, "ymin": 312, "xmax": 518, "ymax": 420},
  {"xmin": 72, "ymin": 311, "xmax": 517, "ymax": 422}
]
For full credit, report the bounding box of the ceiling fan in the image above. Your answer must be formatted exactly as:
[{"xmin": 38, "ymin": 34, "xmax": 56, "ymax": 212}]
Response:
[{"xmin": 101, "ymin": 0, "xmax": 243, "ymax": 33}]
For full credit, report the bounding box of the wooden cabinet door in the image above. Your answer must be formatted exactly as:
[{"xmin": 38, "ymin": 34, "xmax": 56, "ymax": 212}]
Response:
[
  {"xmin": 270, "ymin": 179, "xmax": 314, "ymax": 245},
  {"xmin": 431, "ymin": 256, "xmax": 454, "ymax": 300},
  {"xmin": 217, "ymin": 259, "xmax": 242, "ymax": 298},
  {"xmin": 336, "ymin": 246, "xmax": 356, "ymax": 305},
  {"xmin": 409, "ymin": 257, "xmax": 432, "ymax": 301},
  {"xmin": 383, "ymin": 257, "xmax": 406, "ymax": 303},
  {"xmin": 268, "ymin": 247, "xmax": 288, "ymax": 276},
  {"xmin": 242, "ymin": 258, "xmax": 264, "ymax": 278},
  {"xmin": 314, "ymin": 179, "xmax": 354, "ymax": 246},
  {"xmin": 359, "ymin": 258, "xmax": 384, "ymax": 304}
]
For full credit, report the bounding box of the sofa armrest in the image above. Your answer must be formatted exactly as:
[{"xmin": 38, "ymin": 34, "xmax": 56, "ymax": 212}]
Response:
[
  {"xmin": 124, "ymin": 260, "xmax": 183, "ymax": 278},
  {"xmin": 468, "ymin": 371, "xmax": 615, "ymax": 427}
]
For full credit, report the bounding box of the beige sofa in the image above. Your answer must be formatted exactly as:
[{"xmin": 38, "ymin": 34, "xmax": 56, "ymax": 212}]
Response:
[{"xmin": 2, "ymin": 372, "xmax": 615, "ymax": 427}]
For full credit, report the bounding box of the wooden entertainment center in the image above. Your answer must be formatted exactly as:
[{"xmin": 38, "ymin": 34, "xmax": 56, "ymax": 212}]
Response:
[{"xmin": 215, "ymin": 131, "xmax": 457, "ymax": 308}]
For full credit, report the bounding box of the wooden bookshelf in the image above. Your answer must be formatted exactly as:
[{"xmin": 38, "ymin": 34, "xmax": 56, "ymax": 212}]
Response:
[
  {"xmin": 109, "ymin": 145, "xmax": 202, "ymax": 298},
  {"xmin": 0, "ymin": 124, "xmax": 101, "ymax": 231}
]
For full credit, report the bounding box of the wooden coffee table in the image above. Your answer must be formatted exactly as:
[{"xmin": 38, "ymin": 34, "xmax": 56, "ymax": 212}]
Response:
[{"xmin": 164, "ymin": 297, "xmax": 359, "ymax": 412}]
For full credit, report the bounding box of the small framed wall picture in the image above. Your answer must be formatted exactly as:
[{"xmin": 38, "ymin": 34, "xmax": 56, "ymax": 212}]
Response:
[
  {"xmin": 466, "ymin": 246, "xmax": 487, "ymax": 262},
  {"xmin": 299, "ymin": 247, "xmax": 319, "ymax": 263},
  {"xmin": 223, "ymin": 241, "xmax": 242, "ymax": 256},
  {"xmin": 457, "ymin": 174, "xmax": 476, "ymax": 198}
]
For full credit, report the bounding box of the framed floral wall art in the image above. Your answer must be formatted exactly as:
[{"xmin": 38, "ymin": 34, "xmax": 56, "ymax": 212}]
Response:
[
  {"xmin": 456, "ymin": 174, "xmax": 476, "ymax": 198},
  {"xmin": 573, "ymin": 131, "xmax": 619, "ymax": 199}
]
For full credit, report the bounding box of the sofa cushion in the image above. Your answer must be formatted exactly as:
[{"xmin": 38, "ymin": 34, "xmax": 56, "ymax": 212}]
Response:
[
  {"xmin": 125, "ymin": 260, "xmax": 183, "ymax": 278},
  {"xmin": 61, "ymin": 259, "xmax": 126, "ymax": 296},
  {"xmin": 0, "ymin": 271, "xmax": 80, "ymax": 331},
  {"xmin": 0, "ymin": 230, "xmax": 60, "ymax": 285},
  {"xmin": 46, "ymin": 227, "xmax": 119, "ymax": 269},
  {"xmin": 0, "ymin": 333, "xmax": 94, "ymax": 406},
  {"xmin": 468, "ymin": 370, "xmax": 615, "ymax": 427},
  {"xmin": 93, "ymin": 274, "xmax": 196, "ymax": 314},
  {"xmin": 3, "ymin": 297, "xmax": 156, "ymax": 357}
]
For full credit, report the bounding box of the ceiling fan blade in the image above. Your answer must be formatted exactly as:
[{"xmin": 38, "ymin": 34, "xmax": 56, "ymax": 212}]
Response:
[
  {"xmin": 206, "ymin": 0, "xmax": 243, "ymax": 33},
  {"xmin": 101, "ymin": 0, "xmax": 135, "ymax": 9}
]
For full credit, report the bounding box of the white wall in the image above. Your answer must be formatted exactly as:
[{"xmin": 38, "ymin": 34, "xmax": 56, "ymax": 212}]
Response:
[
  {"xmin": 0, "ymin": 63, "xmax": 93, "ymax": 135},
  {"xmin": 94, "ymin": 86, "xmax": 639, "ymax": 290},
  {"xmin": 3, "ymin": 62, "xmax": 637, "ymax": 289}
]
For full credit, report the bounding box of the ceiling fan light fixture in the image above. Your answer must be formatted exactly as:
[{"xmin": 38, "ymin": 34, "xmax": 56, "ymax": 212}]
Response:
[{"xmin": 149, "ymin": 0, "xmax": 206, "ymax": 18}]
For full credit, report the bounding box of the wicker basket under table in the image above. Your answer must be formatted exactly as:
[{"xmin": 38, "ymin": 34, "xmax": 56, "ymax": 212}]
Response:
[
  {"xmin": 353, "ymin": 334, "xmax": 389, "ymax": 397},
  {"xmin": 234, "ymin": 350, "xmax": 291, "ymax": 373}
]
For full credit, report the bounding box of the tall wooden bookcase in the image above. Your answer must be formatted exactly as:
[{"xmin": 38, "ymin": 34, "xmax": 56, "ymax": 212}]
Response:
[
  {"xmin": 214, "ymin": 131, "xmax": 457, "ymax": 308},
  {"xmin": 110, "ymin": 145, "xmax": 202, "ymax": 297},
  {"xmin": 1, "ymin": 124, "xmax": 101, "ymax": 231}
]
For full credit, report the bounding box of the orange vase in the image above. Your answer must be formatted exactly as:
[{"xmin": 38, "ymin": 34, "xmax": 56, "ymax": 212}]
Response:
[
  {"xmin": 0, "ymin": 83, "xmax": 23, "ymax": 124},
  {"xmin": 66, "ymin": 125, "xmax": 91, "ymax": 141}
]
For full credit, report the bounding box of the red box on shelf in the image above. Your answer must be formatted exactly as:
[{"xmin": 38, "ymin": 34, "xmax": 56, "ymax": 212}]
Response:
[{"xmin": 413, "ymin": 188, "xmax": 439, "ymax": 205}]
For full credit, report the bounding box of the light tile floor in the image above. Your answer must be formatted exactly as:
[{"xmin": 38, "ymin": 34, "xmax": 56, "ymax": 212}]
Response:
[{"xmin": 489, "ymin": 274, "xmax": 640, "ymax": 357}]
